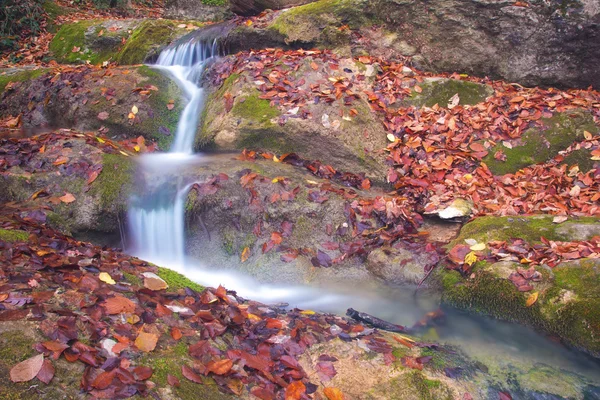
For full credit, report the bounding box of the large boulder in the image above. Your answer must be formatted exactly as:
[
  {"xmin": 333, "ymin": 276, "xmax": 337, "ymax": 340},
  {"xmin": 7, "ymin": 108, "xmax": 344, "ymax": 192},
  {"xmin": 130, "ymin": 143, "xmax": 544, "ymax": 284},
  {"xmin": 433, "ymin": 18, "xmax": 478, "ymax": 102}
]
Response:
[
  {"xmin": 227, "ymin": 0, "xmax": 600, "ymax": 89},
  {"xmin": 198, "ymin": 54, "xmax": 389, "ymax": 182},
  {"xmin": 230, "ymin": 0, "xmax": 317, "ymax": 16},
  {"xmin": 0, "ymin": 65, "xmax": 184, "ymax": 150}
]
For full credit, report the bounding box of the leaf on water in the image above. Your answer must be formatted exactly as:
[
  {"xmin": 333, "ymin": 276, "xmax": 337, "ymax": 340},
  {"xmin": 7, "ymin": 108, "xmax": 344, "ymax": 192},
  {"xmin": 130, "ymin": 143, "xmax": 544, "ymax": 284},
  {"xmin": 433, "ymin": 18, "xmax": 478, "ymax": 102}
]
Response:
[
  {"xmin": 323, "ymin": 387, "xmax": 344, "ymax": 400},
  {"xmin": 10, "ymin": 354, "xmax": 44, "ymax": 383},
  {"xmin": 285, "ymin": 380, "xmax": 306, "ymax": 400},
  {"xmin": 98, "ymin": 272, "xmax": 116, "ymax": 285},
  {"xmin": 241, "ymin": 247, "xmax": 250, "ymax": 263},
  {"xmin": 135, "ymin": 332, "xmax": 158, "ymax": 352},
  {"xmin": 525, "ymin": 291, "xmax": 539, "ymax": 307}
]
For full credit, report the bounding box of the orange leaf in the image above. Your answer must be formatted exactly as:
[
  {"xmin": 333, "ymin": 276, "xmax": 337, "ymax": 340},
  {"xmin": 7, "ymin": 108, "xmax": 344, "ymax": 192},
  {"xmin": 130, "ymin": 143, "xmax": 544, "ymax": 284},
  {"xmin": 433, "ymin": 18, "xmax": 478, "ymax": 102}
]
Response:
[
  {"xmin": 285, "ymin": 380, "xmax": 306, "ymax": 400},
  {"xmin": 525, "ymin": 291, "xmax": 539, "ymax": 307},
  {"xmin": 135, "ymin": 332, "xmax": 158, "ymax": 352},
  {"xmin": 324, "ymin": 387, "xmax": 344, "ymax": 400},
  {"xmin": 171, "ymin": 327, "xmax": 182, "ymax": 341},
  {"xmin": 103, "ymin": 295, "xmax": 136, "ymax": 314},
  {"xmin": 241, "ymin": 247, "xmax": 250, "ymax": 263},
  {"xmin": 207, "ymin": 359, "xmax": 233, "ymax": 375},
  {"xmin": 59, "ymin": 193, "xmax": 76, "ymax": 203}
]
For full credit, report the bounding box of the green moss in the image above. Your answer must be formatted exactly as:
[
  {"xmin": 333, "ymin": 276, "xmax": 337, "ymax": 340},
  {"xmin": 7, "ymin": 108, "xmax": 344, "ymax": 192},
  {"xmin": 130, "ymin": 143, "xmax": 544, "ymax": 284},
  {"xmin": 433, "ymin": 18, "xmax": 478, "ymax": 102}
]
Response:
[
  {"xmin": 269, "ymin": 0, "xmax": 371, "ymax": 46},
  {"xmin": 137, "ymin": 65, "xmax": 183, "ymax": 150},
  {"xmin": 156, "ymin": 267, "xmax": 205, "ymax": 293},
  {"xmin": 561, "ymin": 148, "xmax": 597, "ymax": 172},
  {"xmin": 0, "ymin": 330, "xmax": 38, "ymax": 400},
  {"xmin": 139, "ymin": 346, "xmax": 231, "ymax": 400},
  {"xmin": 406, "ymin": 79, "xmax": 493, "ymax": 108},
  {"xmin": 221, "ymin": 230, "xmax": 236, "ymax": 256},
  {"xmin": 49, "ymin": 20, "xmax": 96, "ymax": 63},
  {"xmin": 232, "ymin": 93, "xmax": 279, "ymax": 124},
  {"xmin": 0, "ymin": 228, "xmax": 28, "ymax": 243},
  {"xmin": 237, "ymin": 128, "xmax": 295, "ymax": 152},
  {"xmin": 88, "ymin": 153, "xmax": 133, "ymax": 211},
  {"xmin": 115, "ymin": 20, "xmax": 178, "ymax": 65},
  {"xmin": 447, "ymin": 215, "xmax": 600, "ymax": 250},
  {"xmin": 202, "ymin": 0, "xmax": 227, "ymax": 5},
  {"xmin": 376, "ymin": 371, "xmax": 452, "ymax": 400},
  {"xmin": 483, "ymin": 110, "xmax": 599, "ymax": 175},
  {"xmin": 123, "ymin": 272, "xmax": 143, "ymax": 286},
  {"xmin": 42, "ymin": 1, "xmax": 74, "ymax": 32},
  {"xmin": 0, "ymin": 68, "xmax": 48, "ymax": 94}
]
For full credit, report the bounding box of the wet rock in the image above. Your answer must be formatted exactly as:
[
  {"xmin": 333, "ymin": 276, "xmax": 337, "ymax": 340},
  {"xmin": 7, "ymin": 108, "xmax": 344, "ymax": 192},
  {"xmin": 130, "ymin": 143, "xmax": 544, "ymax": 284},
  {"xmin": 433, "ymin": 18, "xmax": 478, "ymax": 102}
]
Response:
[
  {"xmin": 230, "ymin": 0, "xmax": 317, "ymax": 16},
  {"xmin": 366, "ymin": 246, "xmax": 438, "ymax": 286},
  {"xmin": 0, "ymin": 66, "xmax": 183, "ymax": 150}
]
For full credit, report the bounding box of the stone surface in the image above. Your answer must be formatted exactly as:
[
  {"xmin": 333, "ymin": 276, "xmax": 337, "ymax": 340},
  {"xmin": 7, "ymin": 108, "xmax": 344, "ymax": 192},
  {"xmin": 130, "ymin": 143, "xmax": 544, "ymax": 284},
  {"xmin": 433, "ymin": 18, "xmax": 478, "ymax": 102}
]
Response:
[
  {"xmin": 0, "ymin": 66, "xmax": 183, "ymax": 150},
  {"xmin": 230, "ymin": 0, "xmax": 317, "ymax": 16},
  {"xmin": 164, "ymin": 0, "xmax": 231, "ymax": 21},
  {"xmin": 366, "ymin": 246, "xmax": 438, "ymax": 286}
]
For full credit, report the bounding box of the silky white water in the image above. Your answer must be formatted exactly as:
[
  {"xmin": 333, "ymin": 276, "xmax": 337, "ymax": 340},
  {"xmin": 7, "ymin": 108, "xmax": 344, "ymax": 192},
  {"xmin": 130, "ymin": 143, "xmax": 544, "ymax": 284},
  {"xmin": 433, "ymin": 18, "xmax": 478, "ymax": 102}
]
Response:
[
  {"xmin": 127, "ymin": 39, "xmax": 217, "ymax": 265},
  {"xmin": 124, "ymin": 37, "xmax": 600, "ymax": 387}
]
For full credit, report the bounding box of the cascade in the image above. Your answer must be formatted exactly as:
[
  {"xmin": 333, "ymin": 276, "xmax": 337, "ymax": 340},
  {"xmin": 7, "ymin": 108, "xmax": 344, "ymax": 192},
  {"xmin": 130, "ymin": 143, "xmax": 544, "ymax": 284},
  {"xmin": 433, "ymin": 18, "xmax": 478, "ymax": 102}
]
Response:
[{"xmin": 127, "ymin": 38, "xmax": 218, "ymax": 267}]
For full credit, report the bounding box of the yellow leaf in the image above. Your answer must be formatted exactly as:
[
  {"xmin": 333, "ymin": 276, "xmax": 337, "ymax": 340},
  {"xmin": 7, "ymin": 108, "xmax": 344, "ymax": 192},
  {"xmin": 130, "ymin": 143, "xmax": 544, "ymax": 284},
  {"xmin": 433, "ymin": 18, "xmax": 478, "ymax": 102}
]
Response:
[
  {"xmin": 135, "ymin": 332, "xmax": 158, "ymax": 352},
  {"xmin": 324, "ymin": 387, "xmax": 344, "ymax": 400},
  {"xmin": 300, "ymin": 310, "xmax": 315, "ymax": 315},
  {"xmin": 96, "ymin": 137, "xmax": 105, "ymax": 143},
  {"xmin": 128, "ymin": 112, "xmax": 136, "ymax": 119},
  {"xmin": 127, "ymin": 314, "xmax": 140, "ymax": 324},
  {"xmin": 247, "ymin": 313, "xmax": 262, "ymax": 321},
  {"xmin": 131, "ymin": 105, "xmax": 138, "ymax": 115},
  {"xmin": 470, "ymin": 243, "xmax": 486, "ymax": 251},
  {"xmin": 273, "ymin": 155, "xmax": 280, "ymax": 162},
  {"xmin": 119, "ymin": 151, "xmax": 129, "ymax": 156},
  {"xmin": 241, "ymin": 247, "xmax": 250, "ymax": 263},
  {"xmin": 387, "ymin": 133, "xmax": 396, "ymax": 142},
  {"xmin": 134, "ymin": 145, "xmax": 140, "ymax": 152},
  {"xmin": 463, "ymin": 173, "xmax": 473, "ymax": 181},
  {"xmin": 584, "ymin": 130, "xmax": 592, "ymax": 140},
  {"xmin": 526, "ymin": 291, "xmax": 539, "ymax": 307},
  {"xmin": 99, "ymin": 272, "xmax": 116, "ymax": 285},
  {"xmin": 464, "ymin": 251, "xmax": 478, "ymax": 266}
]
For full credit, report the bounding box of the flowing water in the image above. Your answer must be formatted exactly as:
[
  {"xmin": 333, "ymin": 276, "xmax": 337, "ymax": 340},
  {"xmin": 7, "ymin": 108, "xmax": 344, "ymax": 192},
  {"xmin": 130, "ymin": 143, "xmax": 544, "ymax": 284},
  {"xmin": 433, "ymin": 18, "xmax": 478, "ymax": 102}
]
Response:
[{"xmin": 126, "ymin": 39, "xmax": 600, "ymax": 393}]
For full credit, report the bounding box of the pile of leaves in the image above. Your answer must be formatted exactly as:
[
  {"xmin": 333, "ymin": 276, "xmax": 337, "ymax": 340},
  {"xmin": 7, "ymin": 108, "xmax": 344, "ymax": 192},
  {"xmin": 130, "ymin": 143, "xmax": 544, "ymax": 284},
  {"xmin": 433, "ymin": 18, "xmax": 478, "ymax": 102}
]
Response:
[{"xmin": 0, "ymin": 210, "xmax": 395, "ymax": 398}]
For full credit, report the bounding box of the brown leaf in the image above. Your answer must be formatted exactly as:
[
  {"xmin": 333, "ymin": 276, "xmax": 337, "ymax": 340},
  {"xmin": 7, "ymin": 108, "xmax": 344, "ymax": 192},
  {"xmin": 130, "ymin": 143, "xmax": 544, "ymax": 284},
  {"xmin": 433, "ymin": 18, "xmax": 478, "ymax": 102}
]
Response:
[
  {"xmin": 224, "ymin": 92, "xmax": 234, "ymax": 113},
  {"xmin": 103, "ymin": 295, "xmax": 136, "ymax": 314},
  {"xmin": 133, "ymin": 366, "xmax": 153, "ymax": 380},
  {"xmin": 92, "ymin": 370, "xmax": 115, "ymax": 389},
  {"xmin": 171, "ymin": 327, "xmax": 182, "ymax": 341},
  {"xmin": 36, "ymin": 359, "xmax": 55, "ymax": 384},
  {"xmin": 324, "ymin": 387, "xmax": 344, "ymax": 400},
  {"xmin": 97, "ymin": 111, "xmax": 109, "ymax": 120},
  {"xmin": 143, "ymin": 274, "xmax": 168, "ymax": 291},
  {"xmin": 285, "ymin": 380, "xmax": 306, "ymax": 400},
  {"xmin": 10, "ymin": 354, "xmax": 44, "ymax": 383},
  {"xmin": 207, "ymin": 359, "xmax": 233, "ymax": 375},
  {"xmin": 59, "ymin": 193, "xmax": 76, "ymax": 203},
  {"xmin": 167, "ymin": 374, "xmax": 180, "ymax": 387},
  {"xmin": 182, "ymin": 365, "xmax": 203, "ymax": 383},
  {"xmin": 135, "ymin": 332, "xmax": 158, "ymax": 352}
]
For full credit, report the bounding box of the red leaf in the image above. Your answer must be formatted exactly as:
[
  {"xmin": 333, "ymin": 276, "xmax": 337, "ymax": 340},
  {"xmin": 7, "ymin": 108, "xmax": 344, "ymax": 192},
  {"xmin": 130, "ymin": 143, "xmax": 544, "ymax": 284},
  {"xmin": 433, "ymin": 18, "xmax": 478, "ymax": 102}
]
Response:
[
  {"xmin": 92, "ymin": 370, "xmax": 115, "ymax": 389},
  {"xmin": 167, "ymin": 374, "xmax": 180, "ymax": 387},
  {"xmin": 285, "ymin": 380, "xmax": 306, "ymax": 400},
  {"xmin": 36, "ymin": 359, "xmax": 55, "ymax": 384},
  {"xmin": 182, "ymin": 365, "xmax": 203, "ymax": 383},
  {"xmin": 133, "ymin": 366, "xmax": 153, "ymax": 381}
]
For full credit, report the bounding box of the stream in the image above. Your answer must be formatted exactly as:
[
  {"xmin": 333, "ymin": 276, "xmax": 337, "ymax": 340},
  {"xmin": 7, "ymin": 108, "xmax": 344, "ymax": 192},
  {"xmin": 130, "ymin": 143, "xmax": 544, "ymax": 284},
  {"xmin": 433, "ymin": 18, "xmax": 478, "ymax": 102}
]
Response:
[{"xmin": 125, "ymin": 38, "xmax": 600, "ymax": 394}]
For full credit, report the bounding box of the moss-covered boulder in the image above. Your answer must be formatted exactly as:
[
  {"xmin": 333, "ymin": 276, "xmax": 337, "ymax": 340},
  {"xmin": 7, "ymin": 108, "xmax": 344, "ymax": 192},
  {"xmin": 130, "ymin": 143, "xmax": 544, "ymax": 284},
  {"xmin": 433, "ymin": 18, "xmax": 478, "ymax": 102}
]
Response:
[
  {"xmin": 482, "ymin": 110, "xmax": 599, "ymax": 175},
  {"xmin": 0, "ymin": 67, "xmax": 49, "ymax": 95},
  {"xmin": 0, "ymin": 132, "xmax": 134, "ymax": 241},
  {"xmin": 199, "ymin": 57, "xmax": 388, "ymax": 182},
  {"xmin": 404, "ymin": 78, "xmax": 494, "ymax": 108},
  {"xmin": 49, "ymin": 19, "xmax": 205, "ymax": 65},
  {"xmin": 165, "ymin": 0, "xmax": 232, "ymax": 21},
  {"xmin": 439, "ymin": 215, "xmax": 600, "ymax": 357},
  {"xmin": 0, "ymin": 65, "xmax": 183, "ymax": 150}
]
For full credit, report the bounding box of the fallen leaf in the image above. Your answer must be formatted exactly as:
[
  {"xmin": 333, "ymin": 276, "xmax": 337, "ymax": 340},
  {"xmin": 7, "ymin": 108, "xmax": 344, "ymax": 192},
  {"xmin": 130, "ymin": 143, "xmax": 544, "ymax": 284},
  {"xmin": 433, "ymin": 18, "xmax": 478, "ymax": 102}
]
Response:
[
  {"xmin": 324, "ymin": 387, "xmax": 344, "ymax": 400},
  {"xmin": 97, "ymin": 111, "xmax": 109, "ymax": 120},
  {"xmin": 241, "ymin": 247, "xmax": 250, "ymax": 262},
  {"xmin": 103, "ymin": 295, "xmax": 136, "ymax": 314},
  {"xmin": 553, "ymin": 216, "xmax": 568, "ymax": 224},
  {"xmin": 36, "ymin": 359, "xmax": 55, "ymax": 384},
  {"xmin": 285, "ymin": 380, "xmax": 306, "ymax": 400},
  {"xmin": 99, "ymin": 272, "xmax": 116, "ymax": 285},
  {"xmin": 142, "ymin": 272, "xmax": 168, "ymax": 291},
  {"xmin": 135, "ymin": 332, "xmax": 158, "ymax": 352},
  {"xmin": 526, "ymin": 291, "xmax": 539, "ymax": 307},
  {"xmin": 10, "ymin": 354, "xmax": 44, "ymax": 383}
]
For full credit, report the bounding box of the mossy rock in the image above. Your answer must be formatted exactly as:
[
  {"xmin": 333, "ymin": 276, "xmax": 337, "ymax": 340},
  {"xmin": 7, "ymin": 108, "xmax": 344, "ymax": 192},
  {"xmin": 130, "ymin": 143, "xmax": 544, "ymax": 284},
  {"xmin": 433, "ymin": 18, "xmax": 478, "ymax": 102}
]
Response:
[
  {"xmin": 42, "ymin": 0, "xmax": 76, "ymax": 33},
  {"xmin": 447, "ymin": 215, "xmax": 600, "ymax": 251},
  {"xmin": 268, "ymin": 0, "xmax": 372, "ymax": 48},
  {"xmin": 156, "ymin": 266, "xmax": 205, "ymax": 292},
  {"xmin": 440, "ymin": 215, "xmax": 600, "ymax": 357},
  {"xmin": 482, "ymin": 110, "xmax": 599, "ymax": 175},
  {"xmin": 405, "ymin": 78, "xmax": 494, "ymax": 108},
  {"xmin": 0, "ymin": 68, "xmax": 49, "ymax": 95},
  {"xmin": 49, "ymin": 19, "xmax": 204, "ymax": 65}
]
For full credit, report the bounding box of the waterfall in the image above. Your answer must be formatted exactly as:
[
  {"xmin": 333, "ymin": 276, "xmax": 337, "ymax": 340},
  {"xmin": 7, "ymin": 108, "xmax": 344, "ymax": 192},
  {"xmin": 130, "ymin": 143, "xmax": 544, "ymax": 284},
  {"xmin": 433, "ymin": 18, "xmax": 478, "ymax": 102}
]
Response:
[{"xmin": 127, "ymin": 38, "xmax": 218, "ymax": 267}]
